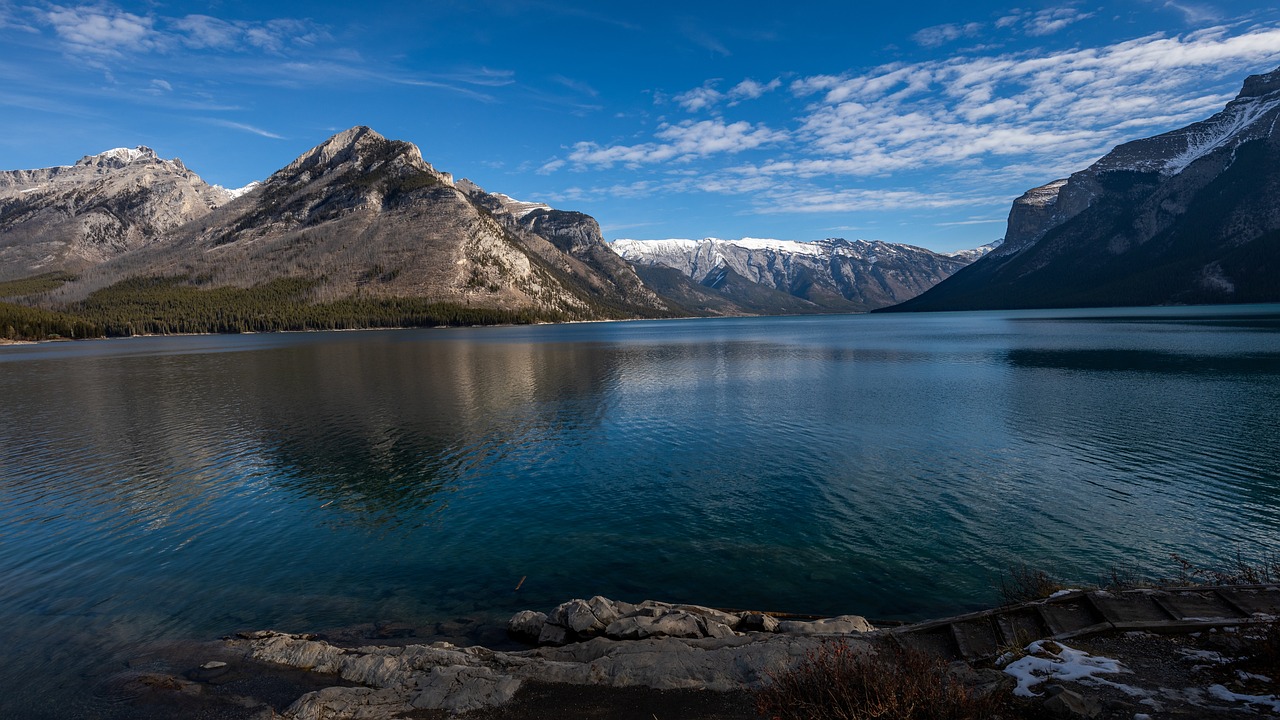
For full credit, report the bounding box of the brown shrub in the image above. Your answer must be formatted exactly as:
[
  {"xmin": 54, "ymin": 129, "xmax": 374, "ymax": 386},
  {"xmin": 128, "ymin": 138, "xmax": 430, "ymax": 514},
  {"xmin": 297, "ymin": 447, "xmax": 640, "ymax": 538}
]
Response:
[
  {"xmin": 754, "ymin": 640, "xmax": 1002, "ymax": 720},
  {"xmin": 999, "ymin": 564, "xmax": 1064, "ymax": 605}
]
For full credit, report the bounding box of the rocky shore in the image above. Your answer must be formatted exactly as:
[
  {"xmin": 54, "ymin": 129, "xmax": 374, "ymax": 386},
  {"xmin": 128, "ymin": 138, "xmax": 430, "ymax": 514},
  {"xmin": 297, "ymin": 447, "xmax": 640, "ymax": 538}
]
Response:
[
  {"xmin": 232, "ymin": 597, "xmax": 877, "ymax": 718},
  {"xmin": 102, "ymin": 591, "xmax": 1279, "ymax": 720}
]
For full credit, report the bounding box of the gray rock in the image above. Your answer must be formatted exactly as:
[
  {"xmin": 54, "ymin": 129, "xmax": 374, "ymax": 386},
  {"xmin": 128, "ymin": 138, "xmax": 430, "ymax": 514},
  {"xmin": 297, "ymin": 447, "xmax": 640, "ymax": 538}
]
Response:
[
  {"xmin": 606, "ymin": 610, "xmax": 704, "ymax": 640},
  {"xmin": 537, "ymin": 622, "xmax": 569, "ymax": 646},
  {"xmin": 587, "ymin": 596, "xmax": 621, "ymax": 626},
  {"xmin": 507, "ymin": 610, "xmax": 546, "ymax": 640},
  {"xmin": 407, "ymin": 666, "xmax": 522, "ymax": 714},
  {"xmin": 698, "ymin": 617, "xmax": 738, "ymax": 639},
  {"xmin": 738, "ymin": 613, "xmax": 779, "ymax": 633},
  {"xmin": 776, "ymin": 615, "xmax": 874, "ymax": 634},
  {"xmin": 1042, "ymin": 685, "xmax": 1102, "ymax": 718},
  {"xmin": 237, "ymin": 627, "xmax": 869, "ymax": 719},
  {"xmin": 558, "ymin": 599, "xmax": 603, "ymax": 634}
]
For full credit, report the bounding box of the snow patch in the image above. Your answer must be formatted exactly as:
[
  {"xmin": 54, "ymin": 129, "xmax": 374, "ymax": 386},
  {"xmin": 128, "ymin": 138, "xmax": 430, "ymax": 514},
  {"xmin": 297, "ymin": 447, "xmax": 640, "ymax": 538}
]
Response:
[
  {"xmin": 219, "ymin": 181, "xmax": 261, "ymax": 199},
  {"xmin": 92, "ymin": 146, "xmax": 155, "ymax": 164},
  {"xmin": 1164, "ymin": 94, "xmax": 1280, "ymax": 175},
  {"xmin": 491, "ymin": 192, "xmax": 552, "ymax": 219},
  {"xmin": 1207, "ymin": 684, "xmax": 1280, "ymax": 711},
  {"xmin": 1001, "ymin": 640, "xmax": 1130, "ymax": 698}
]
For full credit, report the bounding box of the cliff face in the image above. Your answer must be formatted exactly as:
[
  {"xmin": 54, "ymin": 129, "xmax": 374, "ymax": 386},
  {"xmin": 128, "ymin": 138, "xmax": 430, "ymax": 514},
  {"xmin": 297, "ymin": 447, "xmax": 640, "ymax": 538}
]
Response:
[
  {"xmin": 887, "ymin": 65, "xmax": 1280, "ymax": 312},
  {"xmin": 458, "ymin": 181, "xmax": 671, "ymax": 315},
  {"xmin": 0, "ymin": 148, "xmax": 232, "ymax": 280}
]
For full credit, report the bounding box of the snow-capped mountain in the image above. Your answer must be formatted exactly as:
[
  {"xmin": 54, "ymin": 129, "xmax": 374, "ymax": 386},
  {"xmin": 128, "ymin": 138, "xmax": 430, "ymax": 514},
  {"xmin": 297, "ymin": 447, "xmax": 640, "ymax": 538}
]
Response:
[
  {"xmin": 0, "ymin": 147, "xmax": 234, "ymax": 279},
  {"xmin": 37, "ymin": 127, "xmax": 671, "ymax": 320},
  {"xmin": 612, "ymin": 236, "xmax": 976, "ymax": 312},
  {"xmin": 890, "ymin": 65, "xmax": 1280, "ymax": 311}
]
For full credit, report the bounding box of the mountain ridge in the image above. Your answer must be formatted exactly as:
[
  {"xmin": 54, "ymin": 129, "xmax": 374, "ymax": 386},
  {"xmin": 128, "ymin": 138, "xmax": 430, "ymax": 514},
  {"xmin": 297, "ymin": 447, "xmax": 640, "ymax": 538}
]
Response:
[
  {"xmin": 885, "ymin": 64, "xmax": 1280, "ymax": 312},
  {"xmin": 612, "ymin": 236, "xmax": 986, "ymax": 312}
]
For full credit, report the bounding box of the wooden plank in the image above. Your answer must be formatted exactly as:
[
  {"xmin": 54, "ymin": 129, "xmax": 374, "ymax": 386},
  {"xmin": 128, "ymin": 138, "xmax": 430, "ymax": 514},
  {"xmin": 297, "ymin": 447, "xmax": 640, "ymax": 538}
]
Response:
[
  {"xmin": 1034, "ymin": 604, "xmax": 1064, "ymax": 635},
  {"xmin": 1149, "ymin": 595, "xmax": 1184, "ymax": 621},
  {"xmin": 1212, "ymin": 588, "xmax": 1255, "ymax": 617},
  {"xmin": 1051, "ymin": 622, "xmax": 1114, "ymax": 641}
]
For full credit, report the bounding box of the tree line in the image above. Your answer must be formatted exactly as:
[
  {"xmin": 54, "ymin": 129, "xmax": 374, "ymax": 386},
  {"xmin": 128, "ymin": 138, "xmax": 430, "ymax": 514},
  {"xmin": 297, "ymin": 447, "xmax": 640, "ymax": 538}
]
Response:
[{"xmin": 0, "ymin": 275, "xmax": 568, "ymax": 341}]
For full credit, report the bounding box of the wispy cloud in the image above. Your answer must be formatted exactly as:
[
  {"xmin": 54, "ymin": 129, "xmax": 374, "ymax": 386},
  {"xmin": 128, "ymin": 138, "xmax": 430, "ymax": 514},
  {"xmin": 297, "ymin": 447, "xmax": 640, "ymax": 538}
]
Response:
[
  {"xmin": 202, "ymin": 118, "xmax": 285, "ymax": 139},
  {"xmin": 566, "ymin": 118, "xmax": 787, "ymax": 168},
  {"xmin": 1162, "ymin": 1, "xmax": 1222, "ymax": 25},
  {"xmin": 679, "ymin": 18, "xmax": 730, "ymax": 56},
  {"xmin": 45, "ymin": 4, "xmax": 158, "ymax": 55},
  {"xmin": 545, "ymin": 22, "xmax": 1280, "ymax": 219},
  {"xmin": 913, "ymin": 22, "xmax": 983, "ymax": 48},
  {"xmin": 996, "ymin": 8, "xmax": 1095, "ymax": 37},
  {"xmin": 673, "ymin": 77, "xmax": 782, "ymax": 112}
]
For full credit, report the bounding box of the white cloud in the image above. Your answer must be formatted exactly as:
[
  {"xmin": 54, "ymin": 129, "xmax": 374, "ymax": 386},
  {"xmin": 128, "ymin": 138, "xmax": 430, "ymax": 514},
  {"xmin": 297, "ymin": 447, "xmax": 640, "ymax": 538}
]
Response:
[
  {"xmin": 544, "ymin": 21, "xmax": 1280, "ymax": 225},
  {"xmin": 565, "ymin": 118, "xmax": 786, "ymax": 168},
  {"xmin": 45, "ymin": 4, "xmax": 158, "ymax": 54},
  {"xmin": 913, "ymin": 22, "xmax": 982, "ymax": 48},
  {"xmin": 728, "ymin": 77, "xmax": 781, "ymax": 101},
  {"xmin": 202, "ymin": 118, "xmax": 285, "ymax": 139},
  {"xmin": 673, "ymin": 77, "xmax": 781, "ymax": 112},
  {"xmin": 782, "ymin": 24, "xmax": 1280, "ymax": 181},
  {"xmin": 674, "ymin": 83, "xmax": 722, "ymax": 111},
  {"xmin": 1163, "ymin": 1, "xmax": 1221, "ymax": 25},
  {"xmin": 998, "ymin": 8, "xmax": 1095, "ymax": 37}
]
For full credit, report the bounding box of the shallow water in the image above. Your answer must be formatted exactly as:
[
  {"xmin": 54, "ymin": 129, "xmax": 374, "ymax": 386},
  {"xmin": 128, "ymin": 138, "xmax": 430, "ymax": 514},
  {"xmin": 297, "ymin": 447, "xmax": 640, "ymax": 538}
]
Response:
[{"xmin": 2, "ymin": 306, "xmax": 1279, "ymax": 716}]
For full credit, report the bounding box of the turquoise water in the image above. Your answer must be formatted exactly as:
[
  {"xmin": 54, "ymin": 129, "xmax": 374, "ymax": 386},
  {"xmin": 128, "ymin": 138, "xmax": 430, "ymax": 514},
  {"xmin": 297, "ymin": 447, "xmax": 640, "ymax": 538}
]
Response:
[{"xmin": 2, "ymin": 306, "xmax": 1279, "ymax": 716}]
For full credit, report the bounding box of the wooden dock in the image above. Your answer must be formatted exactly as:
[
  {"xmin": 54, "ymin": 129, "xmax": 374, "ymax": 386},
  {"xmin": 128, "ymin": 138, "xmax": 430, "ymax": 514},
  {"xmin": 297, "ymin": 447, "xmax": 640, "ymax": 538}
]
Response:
[{"xmin": 886, "ymin": 584, "xmax": 1280, "ymax": 661}]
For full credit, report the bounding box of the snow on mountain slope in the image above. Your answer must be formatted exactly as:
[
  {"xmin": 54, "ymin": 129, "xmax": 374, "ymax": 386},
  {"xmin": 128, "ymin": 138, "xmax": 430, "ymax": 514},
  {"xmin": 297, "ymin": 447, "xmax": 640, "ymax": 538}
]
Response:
[{"xmin": 611, "ymin": 237, "xmax": 976, "ymax": 311}]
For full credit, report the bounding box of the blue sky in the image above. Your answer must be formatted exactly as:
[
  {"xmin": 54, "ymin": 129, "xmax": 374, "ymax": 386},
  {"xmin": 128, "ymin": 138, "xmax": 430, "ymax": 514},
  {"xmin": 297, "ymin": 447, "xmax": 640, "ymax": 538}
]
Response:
[{"xmin": 2, "ymin": 1, "xmax": 1280, "ymax": 252}]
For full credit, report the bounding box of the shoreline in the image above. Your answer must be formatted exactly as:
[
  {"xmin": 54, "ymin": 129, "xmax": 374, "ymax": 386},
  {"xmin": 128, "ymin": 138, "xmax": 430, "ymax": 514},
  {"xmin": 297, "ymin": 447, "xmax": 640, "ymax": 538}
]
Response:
[{"xmin": 100, "ymin": 586, "xmax": 1280, "ymax": 720}]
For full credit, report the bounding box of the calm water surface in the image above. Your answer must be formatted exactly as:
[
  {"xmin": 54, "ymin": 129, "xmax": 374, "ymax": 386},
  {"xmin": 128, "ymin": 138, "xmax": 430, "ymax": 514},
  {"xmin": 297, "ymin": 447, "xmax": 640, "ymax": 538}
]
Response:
[{"xmin": 2, "ymin": 307, "xmax": 1279, "ymax": 716}]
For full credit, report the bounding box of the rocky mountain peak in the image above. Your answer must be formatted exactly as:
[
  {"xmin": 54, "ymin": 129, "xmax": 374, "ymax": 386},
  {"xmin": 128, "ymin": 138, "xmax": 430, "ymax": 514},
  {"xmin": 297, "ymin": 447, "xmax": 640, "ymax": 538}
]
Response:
[
  {"xmin": 1237, "ymin": 65, "xmax": 1280, "ymax": 100},
  {"xmin": 270, "ymin": 126, "xmax": 434, "ymax": 185},
  {"xmin": 71, "ymin": 146, "xmax": 184, "ymax": 174}
]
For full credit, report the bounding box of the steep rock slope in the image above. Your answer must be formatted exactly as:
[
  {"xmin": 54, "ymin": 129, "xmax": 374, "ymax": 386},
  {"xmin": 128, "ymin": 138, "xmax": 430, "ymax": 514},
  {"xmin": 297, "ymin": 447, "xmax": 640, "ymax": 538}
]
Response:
[
  {"xmin": 612, "ymin": 237, "xmax": 974, "ymax": 312},
  {"xmin": 0, "ymin": 148, "xmax": 232, "ymax": 280},
  {"xmin": 457, "ymin": 180, "xmax": 671, "ymax": 315},
  {"xmin": 62, "ymin": 127, "xmax": 671, "ymax": 320},
  {"xmin": 889, "ymin": 65, "xmax": 1280, "ymax": 312}
]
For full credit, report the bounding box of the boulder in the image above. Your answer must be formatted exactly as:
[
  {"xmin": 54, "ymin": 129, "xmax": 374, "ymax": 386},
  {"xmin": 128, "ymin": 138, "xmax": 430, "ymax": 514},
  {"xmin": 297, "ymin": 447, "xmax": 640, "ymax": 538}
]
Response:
[
  {"xmin": 776, "ymin": 615, "xmax": 874, "ymax": 634},
  {"xmin": 557, "ymin": 599, "xmax": 603, "ymax": 634},
  {"xmin": 507, "ymin": 610, "xmax": 546, "ymax": 640},
  {"xmin": 738, "ymin": 613, "xmax": 780, "ymax": 633},
  {"xmin": 537, "ymin": 622, "xmax": 569, "ymax": 646},
  {"xmin": 605, "ymin": 610, "xmax": 703, "ymax": 640},
  {"xmin": 1041, "ymin": 685, "xmax": 1102, "ymax": 718}
]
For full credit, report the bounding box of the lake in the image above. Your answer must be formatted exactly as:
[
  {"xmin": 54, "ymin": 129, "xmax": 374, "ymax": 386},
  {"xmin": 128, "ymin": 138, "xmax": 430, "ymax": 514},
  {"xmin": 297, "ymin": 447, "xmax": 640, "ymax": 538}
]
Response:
[{"xmin": 2, "ymin": 306, "xmax": 1279, "ymax": 717}]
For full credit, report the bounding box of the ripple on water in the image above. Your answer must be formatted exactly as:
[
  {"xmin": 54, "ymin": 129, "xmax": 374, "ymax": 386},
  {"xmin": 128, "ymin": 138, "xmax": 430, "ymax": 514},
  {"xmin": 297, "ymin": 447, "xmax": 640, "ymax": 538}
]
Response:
[{"xmin": 1, "ymin": 308, "xmax": 1279, "ymax": 717}]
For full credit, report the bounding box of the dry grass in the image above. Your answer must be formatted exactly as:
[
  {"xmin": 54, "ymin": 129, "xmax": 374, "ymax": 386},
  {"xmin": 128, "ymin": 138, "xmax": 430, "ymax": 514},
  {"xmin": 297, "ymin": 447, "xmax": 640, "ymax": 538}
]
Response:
[
  {"xmin": 998, "ymin": 564, "xmax": 1064, "ymax": 605},
  {"xmin": 754, "ymin": 640, "xmax": 1003, "ymax": 720},
  {"xmin": 1165, "ymin": 551, "xmax": 1280, "ymax": 586}
]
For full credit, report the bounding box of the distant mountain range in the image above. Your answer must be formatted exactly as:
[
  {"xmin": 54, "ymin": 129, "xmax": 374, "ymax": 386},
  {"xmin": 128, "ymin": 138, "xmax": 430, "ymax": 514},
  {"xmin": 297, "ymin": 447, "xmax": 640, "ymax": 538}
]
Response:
[
  {"xmin": 0, "ymin": 127, "xmax": 985, "ymax": 338},
  {"xmin": 887, "ymin": 65, "xmax": 1280, "ymax": 312},
  {"xmin": 612, "ymin": 237, "xmax": 992, "ymax": 313},
  {"xmin": 12, "ymin": 58, "xmax": 1273, "ymax": 342}
]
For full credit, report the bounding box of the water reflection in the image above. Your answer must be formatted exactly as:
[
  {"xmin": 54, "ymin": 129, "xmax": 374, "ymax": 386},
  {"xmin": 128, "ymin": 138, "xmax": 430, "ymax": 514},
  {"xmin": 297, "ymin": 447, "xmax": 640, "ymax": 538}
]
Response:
[{"xmin": 1, "ymin": 309, "xmax": 1279, "ymax": 719}]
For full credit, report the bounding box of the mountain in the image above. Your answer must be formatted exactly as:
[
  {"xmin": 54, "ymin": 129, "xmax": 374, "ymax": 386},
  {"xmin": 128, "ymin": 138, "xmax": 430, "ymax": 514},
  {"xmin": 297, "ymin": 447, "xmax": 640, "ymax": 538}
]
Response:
[
  {"xmin": 0, "ymin": 147, "xmax": 233, "ymax": 280},
  {"xmin": 887, "ymin": 65, "xmax": 1280, "ymax": 312},
  {"xmin": 46, "ymin": 127, "xmax": 673, "ymax": 322},
  {"xmin": 611, "ymin": 237, "xmax": 977, "ymax": 312}
]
